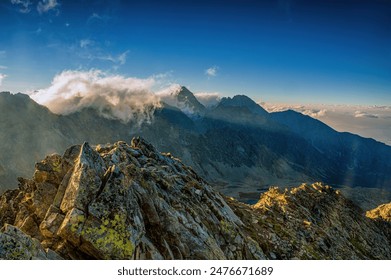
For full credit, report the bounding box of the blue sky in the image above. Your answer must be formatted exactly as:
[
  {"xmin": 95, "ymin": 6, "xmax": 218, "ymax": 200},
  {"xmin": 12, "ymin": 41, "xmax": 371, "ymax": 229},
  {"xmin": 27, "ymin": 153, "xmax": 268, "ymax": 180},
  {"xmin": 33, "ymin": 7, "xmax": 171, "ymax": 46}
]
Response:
[{"xmin": 0, "ymin": 0, "xmax": 390, "ymax": 105}]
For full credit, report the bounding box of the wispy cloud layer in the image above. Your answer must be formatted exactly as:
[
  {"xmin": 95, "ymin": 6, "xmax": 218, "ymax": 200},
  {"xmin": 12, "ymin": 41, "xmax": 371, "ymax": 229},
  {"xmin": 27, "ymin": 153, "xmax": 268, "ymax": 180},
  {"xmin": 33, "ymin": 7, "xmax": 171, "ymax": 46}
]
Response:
[
  {"xmin": 74, "ymin": 38, "xmax": 129, "ymax": 68},
  {"xmin": 194, "ymin": 92, "xmax": 221, "ymax": 107},
  {"xmin": 11, "ymin": 0, "xmax": 32, "ymax": 13},
  {"xmin": 87, "ymin": 13, "xmax": 110, "ymax": 24},
  {"xmin": 80, "ymin": 39, "xmax": 94, "ymax": 49},
  {"xmin": 263, "ymin": 102, "xmax": 391, "ymax": 145},
  {"xmin": 205, "ymin": 66, "xmax": 218, "ymax": 78},
  {"xmin": 0, "ymin": 73, "xmax": 7, "ymax": 86},
  {"xmin": 37, "ymin": 0, "xmax": 59, "ymax": 14}
]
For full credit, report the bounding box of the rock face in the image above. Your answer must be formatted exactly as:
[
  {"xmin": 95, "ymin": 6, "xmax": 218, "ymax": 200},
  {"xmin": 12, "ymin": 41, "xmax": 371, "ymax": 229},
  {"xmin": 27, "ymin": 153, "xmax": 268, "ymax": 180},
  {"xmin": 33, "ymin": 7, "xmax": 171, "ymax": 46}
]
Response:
[
  {"xmin": 229, "ymin": 183, "xmax": 391, "ymax": 259},
  {"xmin": 0, "ymin": 224, "xmax": 62, "ymax": 260},
  {"xmin": 366, "ymin": 203, "xmax": 391, "ymax": 222},
  {"xmin": 1, "ymin": 138, "xmax": 390, "ymax": 260},
  {"xmin": 0, "ymin": 137, "xmax": 264, "ymax": 259}
]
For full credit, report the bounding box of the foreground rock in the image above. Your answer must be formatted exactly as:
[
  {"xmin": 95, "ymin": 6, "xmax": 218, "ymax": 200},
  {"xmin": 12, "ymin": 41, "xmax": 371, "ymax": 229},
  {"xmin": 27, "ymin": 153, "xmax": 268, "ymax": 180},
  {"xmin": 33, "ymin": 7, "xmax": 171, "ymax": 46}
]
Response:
[
  {"xmin": 1, "ymin": 138, "xmax": 390, "ymax": 259},
  {"xmin": 0, "ymin": 138, "xmax": 264, "ymax": 259},
  {"xmin": 228, "ymin": 183, "xmax": 391, "ymax": 259}
]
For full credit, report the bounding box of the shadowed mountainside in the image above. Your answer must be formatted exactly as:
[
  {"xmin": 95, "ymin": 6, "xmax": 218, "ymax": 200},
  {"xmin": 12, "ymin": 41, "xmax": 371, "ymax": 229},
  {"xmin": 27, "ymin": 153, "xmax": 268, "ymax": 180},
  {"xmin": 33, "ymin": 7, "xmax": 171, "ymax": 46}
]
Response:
[{"xmin": 1, "ymin": 88, "xmax": 391, "ymax": 210}]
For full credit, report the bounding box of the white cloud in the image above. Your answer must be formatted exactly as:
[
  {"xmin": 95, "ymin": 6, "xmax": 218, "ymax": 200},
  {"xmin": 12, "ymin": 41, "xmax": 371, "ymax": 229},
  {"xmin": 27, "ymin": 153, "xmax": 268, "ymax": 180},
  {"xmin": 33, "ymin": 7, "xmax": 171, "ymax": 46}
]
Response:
[
  {"xmin": 29, "ymin": 70, "xmax": 163, "ymax": 124},
  {"xmin": 97, "ymin": 50, "xmax": 129, "ymax": 66},
  {"xmin": 194, "ymin": 92, "xmax": 221, "ymax": 107},
  {"xmin": 0, "ymin": 66, "xmax": 7, "ymax": 70},
  {"xmin": 155, "ymin": 84, "xmax": 183, "ymax": 107},
  {"xmin": 117, "ymin": 51, "xmax": 129, "ymax": 65},
  {"xmin": 0, "ymin": 73, "xmax": 7, "ymax": 86},
  {"xmin": 0, "ymin": 50, "xmax": 6, "ymax": 58},
  {"xmin": 354, "ymin": 111, "xmax": 379, "ymax": 119},
  {"xmin": 205, "ymin": 66, "xmax": 218, "ymax": 78},
  {"xmin": 80, "ymin": 39, "xmax": 94, "ymax": 49},
  {"xmin": 301, "ymin": 108, "xmax": 328, "ymax": 118},
  {"xmin": 87, "ymin": 13, "xmax": 110, "ymax": 24},
  {"xmin": 37, "ymin": 0, "xmax": 59, "ymax": 14},
  {"xmin": 11, "ymin": 0, "xmax": 31, "ymax": 13}
]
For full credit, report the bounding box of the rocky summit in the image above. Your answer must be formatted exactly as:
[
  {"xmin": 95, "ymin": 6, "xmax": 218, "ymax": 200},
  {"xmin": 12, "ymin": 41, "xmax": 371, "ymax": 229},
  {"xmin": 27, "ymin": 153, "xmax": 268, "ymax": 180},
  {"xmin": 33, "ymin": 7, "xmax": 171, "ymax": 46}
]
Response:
[{"xmin": 0, "ymin": 138, "xmax": 390, "ymax": 259}]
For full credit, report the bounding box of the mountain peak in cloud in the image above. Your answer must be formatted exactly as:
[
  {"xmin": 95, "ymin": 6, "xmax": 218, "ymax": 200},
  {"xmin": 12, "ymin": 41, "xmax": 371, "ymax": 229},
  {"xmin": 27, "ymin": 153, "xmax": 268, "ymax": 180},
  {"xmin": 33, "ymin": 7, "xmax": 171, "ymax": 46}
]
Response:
[
  {"xmin": 157, "ymin": 85, "xmax": 206, "ymax": 118},
  {"xmin": 29, "ymin": 70, "xmax": 161, "ymax": 124}
]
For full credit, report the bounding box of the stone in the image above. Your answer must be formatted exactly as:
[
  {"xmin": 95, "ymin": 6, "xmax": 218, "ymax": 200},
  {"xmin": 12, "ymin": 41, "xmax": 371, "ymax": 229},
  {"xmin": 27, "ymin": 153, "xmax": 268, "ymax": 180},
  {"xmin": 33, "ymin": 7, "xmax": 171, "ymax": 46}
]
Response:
[{"xmin": 0, "ymin": 224, "xmax": 61, "ymax": 260}]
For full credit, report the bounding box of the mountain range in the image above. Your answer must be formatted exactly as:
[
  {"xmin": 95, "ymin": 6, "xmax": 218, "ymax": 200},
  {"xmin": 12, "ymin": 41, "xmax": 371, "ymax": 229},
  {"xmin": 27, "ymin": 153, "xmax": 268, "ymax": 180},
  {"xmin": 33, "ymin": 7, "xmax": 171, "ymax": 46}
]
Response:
[{"xmin": 1, "ymin": 87, "xmax": 391, "ymax": 208}]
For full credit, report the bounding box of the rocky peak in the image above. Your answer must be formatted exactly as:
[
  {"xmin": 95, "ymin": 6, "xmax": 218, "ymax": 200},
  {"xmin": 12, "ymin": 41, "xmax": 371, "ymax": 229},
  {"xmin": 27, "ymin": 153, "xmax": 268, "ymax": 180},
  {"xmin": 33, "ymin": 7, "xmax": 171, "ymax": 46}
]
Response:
[
  {"xmin": 228, "ymin": 183, "xmax": 391, "ymax": 259},
  {"xmin": 218, "ymin": 95, "xmax": 268, "ymax": 116},
  {"xmin": 161, "ymin": 86, "xmax": 205, "ymax": 118}
]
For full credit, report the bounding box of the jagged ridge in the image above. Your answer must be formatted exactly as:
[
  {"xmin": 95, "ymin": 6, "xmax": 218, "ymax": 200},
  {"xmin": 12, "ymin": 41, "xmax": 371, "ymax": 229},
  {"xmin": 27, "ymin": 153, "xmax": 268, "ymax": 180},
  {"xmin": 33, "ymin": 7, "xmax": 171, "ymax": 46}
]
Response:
[{"xmin": 0, "ymin": 138, "xmax": 390, "ymax": 259}]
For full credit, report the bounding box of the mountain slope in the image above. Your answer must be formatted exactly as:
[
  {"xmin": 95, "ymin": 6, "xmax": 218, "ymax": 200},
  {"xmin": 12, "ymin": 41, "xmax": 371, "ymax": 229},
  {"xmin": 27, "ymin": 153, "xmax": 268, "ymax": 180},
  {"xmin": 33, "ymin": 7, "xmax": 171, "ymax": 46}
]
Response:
[
  {"xmin": 270, "ymin": 110, "xmax": 391, "ymax": 188},
  {"xmin": 0, "ymin": 92, "xmax": 71, "ymax": 191},
  {"xmin": 1, "ymin": 89, "xmax": 391, "ymax": 207}
]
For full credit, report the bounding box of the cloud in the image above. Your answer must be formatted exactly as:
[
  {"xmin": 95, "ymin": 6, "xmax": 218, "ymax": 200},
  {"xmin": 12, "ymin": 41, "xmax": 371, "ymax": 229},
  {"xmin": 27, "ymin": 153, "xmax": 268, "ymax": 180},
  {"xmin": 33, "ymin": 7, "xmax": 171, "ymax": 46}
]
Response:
[
  {"xmin": 155, "ymin": 84, "xmax": 183, "ymax": 106},
  {"xmin": 354, "ymin": 111, "xmax": 379, "ymax": 119},
  {"xmin": 117, "ymin": 51, "xmax": 129, "ymax": 65},
  {"xmin": 37, "ymin": 0, "xmax": 59, "ymax": 14},
  {"xmin": 97, "ymin": 50, "xmax": 129, "ymax": 66},
  {"xmin": 194, "ymin": 92, "xmax": 221, "ymax": 107},
  {"xmin": 302, "ymin": 109, "xmax": 328, "ymax": 118},
  {"xmin": 205, "ymin": 66, "xmax": 218, "ymax": 78},
  {"xmin": 80, "ymin": 39, "xmax": 94, "ymax": 49},
  {"xmin": 11, "ymin": 0, "xmax": 32, "ymax": 13},
  {"xmin": 0, "ymin": 50, "xmax": 6, "ymax": 58},
  {"xmin": 29, "ymin": 70, "xmax": 163, "ymax": 124},
  {"xmin": 0, "ymin": 73, "xmax": 7, "ymax": 86},
  {"xmin": 87, "ymin": 13, "xmax": 110, "ymax": 24},
  {"xmin": 0, "ymin": 66, "xmax": 7, "ymax": 70}
]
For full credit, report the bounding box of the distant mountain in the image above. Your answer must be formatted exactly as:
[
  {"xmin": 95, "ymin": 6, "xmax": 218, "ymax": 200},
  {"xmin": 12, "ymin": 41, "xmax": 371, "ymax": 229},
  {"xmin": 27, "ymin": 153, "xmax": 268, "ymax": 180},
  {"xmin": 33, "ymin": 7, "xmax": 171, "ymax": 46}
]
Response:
[
  {"xmin": 160, "ymin": 86, "xmax": 205, "ymax": 118},
  {"xmin": 1, "ymin": 138, "xmax": 390, "ymax": 259},
  {"xmin": 176, "ymin": 86, "xmax": 206, "ymax": 117},
  {"xmin": 219, "ymin": 95, "xmax": 268, "ymax": 117},
  {"xmin": 270, "ymin": 110, "xmax": 391, "ymax": 189},
  {"xmin": 0, "ymin": 92, "xmax": 70, "ymax": 191},
  {"xmin": 1, "ymin": 89, "xmax": 391, "ymax": 208}
]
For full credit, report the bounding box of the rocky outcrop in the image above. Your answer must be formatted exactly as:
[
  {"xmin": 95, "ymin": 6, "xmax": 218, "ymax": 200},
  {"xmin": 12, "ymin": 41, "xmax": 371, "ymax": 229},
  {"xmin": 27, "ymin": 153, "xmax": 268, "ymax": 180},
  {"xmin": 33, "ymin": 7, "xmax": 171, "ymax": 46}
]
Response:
[
  {"xmin": 228, "ymin": 183, "xmax": 391, "ymax": 259},
  {"xmin": 366, "ymin": 203, "xmax": 391, "ymax": 247},
  {"xmin": 366, "ymin": 203, "xmax": 391, "ymax": 222},
  {"xmin": 0, "ymin": 224, "xmax": 62, "ymax": 260},
  {"xmin": 1, "ymin": 138, "xmax": 390, "ymax": 259},
  {"xmin": 0, "ymin": 137, "xmax": 264, "ymax": 259}
]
